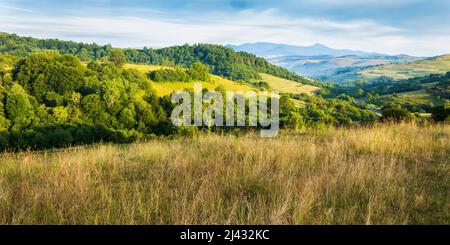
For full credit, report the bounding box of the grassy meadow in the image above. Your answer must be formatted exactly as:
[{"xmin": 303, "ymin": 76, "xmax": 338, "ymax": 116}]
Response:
[
  {"xmin": 258, "ymin": 73, "xmax": 320, "ymax": 95},
  {"xmin": 151, "ymin": 75, "xmax": 257, "ymax": 96},
  {"xmin": 361, "ymin": 54, "xmax": 450, "ymax": 80},
  {"xmin": 0, "ymin": 124, "xmax": 448, "ymax": 224},
  {"xmin": 124, "ymin": 63, "xmax": 259, "ymax": 96},
  {"xmin": 123, "ymin": 64, "xmax": 321, "ymax": 96}
]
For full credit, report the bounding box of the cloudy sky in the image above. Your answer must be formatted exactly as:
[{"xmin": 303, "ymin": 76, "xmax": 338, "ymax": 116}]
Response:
[{"xmin": 0, "ymin": 0, "xmax": 449, "ymax": 56}]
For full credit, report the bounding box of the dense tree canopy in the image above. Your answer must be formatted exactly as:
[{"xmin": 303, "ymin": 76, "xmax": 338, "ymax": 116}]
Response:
[{"xmin": 0, "ymin": 51, "xmax": 173, "ymax": 150}]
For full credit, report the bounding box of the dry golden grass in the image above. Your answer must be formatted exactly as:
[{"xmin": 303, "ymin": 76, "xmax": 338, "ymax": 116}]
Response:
[{"xmin": 0, "ymin": 124, "xmax": 448, "ymax": 224}]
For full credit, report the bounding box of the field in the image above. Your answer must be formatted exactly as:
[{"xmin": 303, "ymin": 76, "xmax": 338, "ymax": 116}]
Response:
[
  {"xmin": 378, "ymin": 90, "xmax": 444, "ymax": 111},
  {"xmin": 360, "ymin": 54, "xmax": 450, "ymax": 80},
  {"xmin": 394, "ymin": 90, "xmax": 441, "ymax": 105},
  {"xmin": 0, "ymin": 124, "xmax": 448, "ymax": 224},
  {"xmin": 151, "ymin": 76, "xmax": 258, "ymax": 96},
  {"xmin": 122, "ymin": 64, "xmax": 321, "ymax": 96},
  {"xmin": 124, "ymin": 63, "xmax": 258, "ymax": 96},
  {"xmin": 258, "ymin": 73, "xmax": 320, "ymax": 95},
  {"xmin": 123, "ymin": 63, "xmax": 167, "ymax": 72}
]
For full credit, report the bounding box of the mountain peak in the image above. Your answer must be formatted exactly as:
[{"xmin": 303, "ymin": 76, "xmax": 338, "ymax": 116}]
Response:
[
  {"xmin": 310, "ymin": 43, "xmax": 328, "ymax": 48},
  {"xmin": 228, "ymin": 42, "xmax": 388, "ymax": 58}
]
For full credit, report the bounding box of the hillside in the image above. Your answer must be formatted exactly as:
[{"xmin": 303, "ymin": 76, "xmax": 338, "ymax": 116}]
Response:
[
  {"xmin": 0, "ymin": 32, "xmax": 317, "ymax": 86},
  {"xmin": 334, "ymin": 72, "xmax": 450, "ymax": 113},
  {"xmin": 269, "ymin": 55, "xmax": 419, "ymax": 80},
  {"xmin": 326, "ymin": 54, "xmax": 450, "ymax": 83},
  {"xmin": 256, "ymin": 73, "xmax": 320, "ymax": 96},
  {"xmin": 1, "ymin": 124, "xmax": 448, "ymax": 224},
  {"xmin": 122, "ymin": 63, "xmax": 321, "ymax": 96},
  {"xmin": 122, "ymin": 63, "xmax": 319, "ymax": 96},
  {"xmin": 360, "ymin": 54, "xmax": 450, "ymax": 80},
  {"xmin": 227, "ymin": 42, "xmax": 420, "ymax": 81}
]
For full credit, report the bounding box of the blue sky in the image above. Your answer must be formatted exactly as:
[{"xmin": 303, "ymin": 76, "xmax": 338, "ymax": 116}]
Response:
[{"xmin": 0, "ymin": 0, "xmax": 449, "ymax": 56}]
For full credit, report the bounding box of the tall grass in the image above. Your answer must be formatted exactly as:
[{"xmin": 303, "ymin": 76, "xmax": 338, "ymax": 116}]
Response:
[{"xmin": 0, "ymin": 124, "xmax": 448, "ymax": 224}]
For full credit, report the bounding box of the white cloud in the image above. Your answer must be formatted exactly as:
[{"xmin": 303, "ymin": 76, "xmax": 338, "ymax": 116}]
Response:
[{"xmin": 0, "ymin": 5, "xmax": 449, "ymax": 56}]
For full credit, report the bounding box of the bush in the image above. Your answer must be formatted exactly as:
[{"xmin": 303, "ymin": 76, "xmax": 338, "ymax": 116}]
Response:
[
  {"xmin": 431, "ymin": 102, "xmax": 450, "ymax": 122},
  {"xmin": 381, "ymin": 108, "xmax": 415, "ymax": 123}
]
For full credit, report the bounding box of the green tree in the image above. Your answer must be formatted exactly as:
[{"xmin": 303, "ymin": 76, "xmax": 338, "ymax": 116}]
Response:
[
  {"xmin": 381, "ymin": 108, "xmax": 415, "ymax": 123},
  {"xmin": 52, "ymin": 106, "xmax": 69, "ymax": 124},
  {"xmin": 5, "ymin": 84, "xmax": 35, "ymax": 126},
  {"xmin": 108, "ymin": 49, "xmax": 127, "ymax": 68},
  {"xmin": 188, "ymin": 62, "xmax": 211, "ymax": 82},
  {"xmin": 431, "ymin": 101, "xmax": 450, "ymax": 122},
  {"xmin": 78, "ymin": 48, "xmax": 90, "ymax": 61}
]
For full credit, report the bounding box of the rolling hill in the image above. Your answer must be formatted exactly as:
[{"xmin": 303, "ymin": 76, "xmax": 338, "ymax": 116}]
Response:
[
  {"xmin": 123, "ymin": 64, "xmax": 320, "ymax": 96},
  {"xmin": 123, "ymin": 64, "xmax": 258, "ymax": 96},
  {"xmin": 255, "ymin": 73, "xmax": 320, "ymax": 96},
  {"xmin": 0, "ymin": 32, "xmax": 318, "ymax": 87},
  {"xmin": 228, "ymin": 42, "xmax": 420, "ymax": 82},
  {"xmin": 326, "ymin": 54, "xmax": 450, "ymax": 83},
  {"xmin": 268, "ymin": 55, "xmax": 419, "ymax": 80},
  {"xmin": 359, "ymin": 54, "xmax": 450, "ymax": 80}
]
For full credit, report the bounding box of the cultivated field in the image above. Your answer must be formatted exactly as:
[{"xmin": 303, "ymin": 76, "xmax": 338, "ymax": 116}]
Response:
[{"xmin": 0, "ymin": 124, "xmax": 448, "ymax": 224}]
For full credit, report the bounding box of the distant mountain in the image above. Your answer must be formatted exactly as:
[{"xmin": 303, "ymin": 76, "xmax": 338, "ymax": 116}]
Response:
[
  {"xmin": 227, "ymin": 42, "xmax": 384, "ymax": 58},
  {"xmin": 269, "ymin": 55, "xmax": 422, "ymax": 81},
  {"xmin": 319, "ymin": 54, "xmax": 450, "ymax": 83},
  {"xmin": 227, "ymin": 42, "xmax": 421, "ymax": 82}
]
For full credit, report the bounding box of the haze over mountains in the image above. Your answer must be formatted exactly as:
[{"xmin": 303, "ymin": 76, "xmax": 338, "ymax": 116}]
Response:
[
  {"xmin": 227, "ymin": 42, "xmax": 386, "ymax": 58},
  {"xmin": 227, "ymin": 42, "xmax": 421, "ymax": 82}
]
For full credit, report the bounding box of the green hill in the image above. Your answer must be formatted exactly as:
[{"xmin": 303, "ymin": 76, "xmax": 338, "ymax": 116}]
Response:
[
  {"xmin": 360, "ymin": 54, "xmax": 450, "ymax": 80},
  {"xmin": 325, "ymin": 54, "xmax": 450, "ymax": 83},
  {"xmin": 123, "ymin": 63, "xmax": 259, "ymax": 96},
  {"xmin": 335, "ymin": 72, "xmax": 450, "ymax": 113},
  {"xmin": 256, "ymin": 73, "xmax": 320, "ymax": 96},
  {"xmin": 0, "ymin": 32, "xmax": 318, "ymax": 87}
]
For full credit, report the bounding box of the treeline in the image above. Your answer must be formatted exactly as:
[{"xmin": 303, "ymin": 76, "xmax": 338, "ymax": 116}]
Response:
[
  {"xmin": 0, "ymin": 33, "xmax": 319, "ymax": 86},
  {"xmin": 0, "ymin": 32, "xmax": 111, "ymax": 60},
  {"xmin": 148, "ymin": 62, "xmax": 211, "ymax": 82}
]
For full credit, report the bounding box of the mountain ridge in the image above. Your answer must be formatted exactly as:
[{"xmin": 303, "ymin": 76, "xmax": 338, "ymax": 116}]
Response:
[
  {"xmin": 227, "ymin": 42, "xmax": 422, "ymax": 81},
  {"xmin": 227, "ymin": 42, "xmax": 391, "ymax": 58}
]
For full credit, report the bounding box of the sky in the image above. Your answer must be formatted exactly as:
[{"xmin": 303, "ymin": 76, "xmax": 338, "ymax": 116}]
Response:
[{"xmin": 0, "ymin": 0, "xmax": 449, "ymax": 56}]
